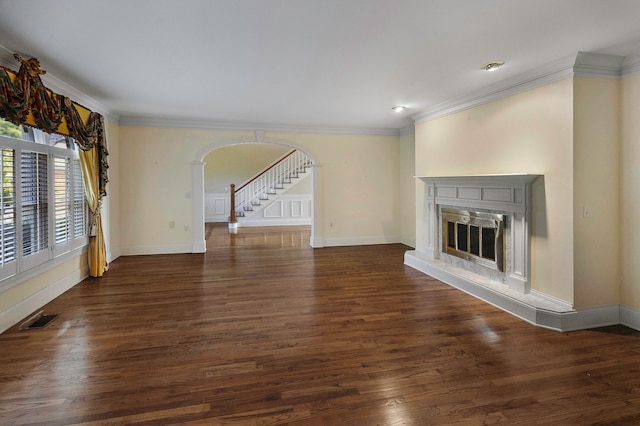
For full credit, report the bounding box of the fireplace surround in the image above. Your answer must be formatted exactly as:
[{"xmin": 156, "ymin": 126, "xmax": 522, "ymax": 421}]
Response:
[{"xmin": 414, "ymin": 174, "xmax": 540, "ymax": 293}]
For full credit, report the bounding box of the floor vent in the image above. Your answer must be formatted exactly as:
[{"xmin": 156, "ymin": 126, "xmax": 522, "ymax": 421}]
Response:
[{"xmin": 20, "ymin": 311, "xmax": 58, "ymax": 330}]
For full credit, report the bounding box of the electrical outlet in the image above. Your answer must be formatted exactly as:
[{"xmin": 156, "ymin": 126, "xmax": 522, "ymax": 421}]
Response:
[{"xmin": 169, "ymin": 221, "xmax": 175, "ymax": 228}]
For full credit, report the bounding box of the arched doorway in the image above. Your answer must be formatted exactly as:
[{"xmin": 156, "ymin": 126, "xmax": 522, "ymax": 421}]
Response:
[{"xmin": 190, "ymin": 132, "xmax": 323, "ymax": 252}]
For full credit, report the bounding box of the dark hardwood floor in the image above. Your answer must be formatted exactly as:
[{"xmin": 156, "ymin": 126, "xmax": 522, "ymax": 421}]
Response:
[{"xmin": 2, "ymin": 224, "xmax": 640, "ymax": 425}]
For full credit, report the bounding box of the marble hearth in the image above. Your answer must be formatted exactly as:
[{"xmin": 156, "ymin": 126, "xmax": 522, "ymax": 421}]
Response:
[{"xmin": 404, "ymin": 174, "xmax": 576, "ymax": 330}]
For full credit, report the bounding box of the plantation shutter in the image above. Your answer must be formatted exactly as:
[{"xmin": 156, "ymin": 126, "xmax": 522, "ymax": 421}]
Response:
[
  {"xmin": 72, "ymin": 158, "xmax": 85, "ymax": 238},
  {"xmin": 21, "ymin": 151, "xmax": 48, "ymax": 258},
  {"xmin": 0, "ymin": 147, "xmax": 16, "ymax": 275},
  {"xmin": 54, "ymin": 156, "xmax": 72, "ymax": 244}
]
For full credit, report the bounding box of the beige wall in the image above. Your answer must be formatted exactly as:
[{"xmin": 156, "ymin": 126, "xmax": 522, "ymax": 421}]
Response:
[
  {"xmin": 118, "ymin": 127, "xmax": 401, "ymax": 250},
  {"xmin": 573, "ymin": 78, "xmax": 620, "ymax": 308},
  {"xmin": 400, "ymin": 131, "xmax": 415, "ymax": 247},
  {"xmin": 203, "ymin": 144, "xmax": 290, "ymax": 193},
  {"xmin": 621, "ymin": 74, "xmax": 640, "ymax": 309},
  {"xmin": 414, "ymin": 79, "xmax": 575, "ymax": 303}
]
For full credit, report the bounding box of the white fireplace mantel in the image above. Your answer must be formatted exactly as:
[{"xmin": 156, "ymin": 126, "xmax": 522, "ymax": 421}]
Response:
[{"xmin": 417, "ymin": 174, "xmax": 540, "ymax": 294}]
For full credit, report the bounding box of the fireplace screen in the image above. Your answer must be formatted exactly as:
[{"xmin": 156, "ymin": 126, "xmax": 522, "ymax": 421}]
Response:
[{"xmin": 441, "ymin": 208, "xmax": 505, "ymax": 272}]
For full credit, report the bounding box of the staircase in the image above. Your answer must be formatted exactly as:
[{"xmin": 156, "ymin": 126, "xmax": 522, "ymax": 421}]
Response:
[{"xmin": 232, "ymin": 150, "xmax": 312, "ymax": 219}]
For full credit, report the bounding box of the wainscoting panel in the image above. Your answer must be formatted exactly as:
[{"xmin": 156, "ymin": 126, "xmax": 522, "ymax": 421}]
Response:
[{"xmin": 205, "ymin": 193, "xmax": 230, "ymax": 222}]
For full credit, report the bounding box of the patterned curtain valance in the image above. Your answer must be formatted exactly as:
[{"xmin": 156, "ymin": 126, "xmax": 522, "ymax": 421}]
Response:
[{"xmin": 0, "ymin": 54, "xmax": 108, "ymax": 198}]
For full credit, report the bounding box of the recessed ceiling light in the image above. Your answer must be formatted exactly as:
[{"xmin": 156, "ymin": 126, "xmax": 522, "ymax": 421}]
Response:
[
  {"xmin": 392, "ymin": 106, "xmax": 406, "ymax": 112},
  {"xmin": 481, "ymin": 61, "xmax": 505, "ymax": 71}
]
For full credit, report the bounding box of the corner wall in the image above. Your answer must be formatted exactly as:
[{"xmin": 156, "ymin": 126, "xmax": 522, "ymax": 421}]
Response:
[
  {"xmin": 573, "ymin": 77, "xmax": 620, "ymax": 308},
  {"xmin": 400, "ymin": 130, "xmax": 416, "ymax": 247},
  {"xmin": 621, "ymin": 74, "xmax": 640, "ymax": 310},
  {"xmin": 414, "ymin": 79, "xmax": 575, "ymax": 304}
]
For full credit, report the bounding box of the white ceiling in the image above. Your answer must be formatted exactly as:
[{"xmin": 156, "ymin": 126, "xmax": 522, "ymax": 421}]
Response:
[{"xmin": 1, "ymin": 0, "xmax": 640, "ymax": 134}]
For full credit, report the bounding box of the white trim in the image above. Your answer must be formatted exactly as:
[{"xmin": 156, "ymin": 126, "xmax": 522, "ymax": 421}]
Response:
[
  {"xmin": 399, "ymin": 125, "xmax": 415, "ymax": 136},
  {"xmin": 107, "ymin": 248, "xmax": 121, "ymax": 263},
  {"xmin": 572, "ymin": 52, "xmax": 625, "ymax": 78},
  {"xmin": 529, "ymin": 288, "xmax": 573, "ymax": 311},
  {"xmin": 620, "ymin": 305, "xmax": 640, "ymax": 331},
  {"xmin": 0, "ymin": 264, "xmax": 89, "ymax": 334},
  {"xmin": 119, "ymin": 115, "xmax": 400, "ymax": 137},
  {"xmin": 263, "ymin": 200, "xmax": 284, "ymax": 218},
  {"xmin": 191, "ymin": 161, "xmax": 206, "ymax": 253},
  {"xmin": 119, "ymin": 244, "xmax": 193, "ymax": 256},
  {"xmin": 559, "ymin": 305, "xmax": 620, "ymax": 332},
  {"xmin": 324, "ymin": 235, "xmax": 400, "ymax": 247},
  {"xmin": 235, "ymin": 218, "xmax": 312, "ymax": 227},
  {"xmin": 622, "ymin": 55, "xmax": 640, "ymax": 77},
  {"xmin": 291, "ymin": 200, "xmax": 303, "ymax": 217}
]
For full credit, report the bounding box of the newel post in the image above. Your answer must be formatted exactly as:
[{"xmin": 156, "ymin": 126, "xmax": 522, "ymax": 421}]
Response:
[{"xmin": 229, "ymin": 183, "xmax": 238, "ymax": 231}]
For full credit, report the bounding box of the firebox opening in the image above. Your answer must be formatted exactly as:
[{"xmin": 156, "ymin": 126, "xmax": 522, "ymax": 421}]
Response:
[{"xmin": 442, "ymin": 208, "xmax": 505, "ymax": 272}]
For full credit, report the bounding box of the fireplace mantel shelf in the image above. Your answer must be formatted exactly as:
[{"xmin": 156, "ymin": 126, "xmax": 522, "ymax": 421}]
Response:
[{"xmin": 416, "ymin": 174, "xmax": 542, "ymax": 185}]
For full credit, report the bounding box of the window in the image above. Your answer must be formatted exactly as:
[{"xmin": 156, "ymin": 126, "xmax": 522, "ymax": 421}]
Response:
[
  {"xmin": 53, "ymin": 156, "xmax": 86, "ymax": 256},
  {"xmin": 0, "ymin": 118, "xmax": 88, "ymax": 283}
]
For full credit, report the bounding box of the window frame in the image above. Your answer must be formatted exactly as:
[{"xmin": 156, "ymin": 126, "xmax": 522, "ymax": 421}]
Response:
[{"xmin": 0, "ymin": 128, "xmax": 88, "ymax": 288}]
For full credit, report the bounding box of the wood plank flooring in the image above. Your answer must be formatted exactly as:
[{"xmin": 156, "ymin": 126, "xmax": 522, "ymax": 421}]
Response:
[{"xmin": 2, "ymin": 223, "xmax": 640, "ymax": 425}]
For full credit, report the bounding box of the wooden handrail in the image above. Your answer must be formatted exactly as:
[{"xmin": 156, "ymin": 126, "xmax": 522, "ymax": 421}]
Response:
[
  {"xmin": 234, "ymin": 149, "xmax": 297, "ymax": 193},
  {"xmin": 229, "ymin": 183, "xmax": 237, "ymax": 224}
]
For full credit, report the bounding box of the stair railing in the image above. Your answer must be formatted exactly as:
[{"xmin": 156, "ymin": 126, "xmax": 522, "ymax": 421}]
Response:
[{"xmin": 230, "ymin": 149, "xmax": 312, "ymax": 219}]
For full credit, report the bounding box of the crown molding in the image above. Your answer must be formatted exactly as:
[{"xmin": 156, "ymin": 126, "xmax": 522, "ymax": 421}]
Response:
[
  {"xmin": 399, "ymin": 125, "xmax": 415, "ymax": 136},
  {"xmin": 411, "ymin": 51, "xmax": 632, "ymax": 124},
  {"xmin": 118, "ymin": 115, "xmax": 401, "ymax": 136},
  {"xmin": 622, "ymin": 54, "xmax": 640, "ymax": 77},
  {"xmin": 0, "ymin": 44, "xmax": 119, "ymax": 122},
  {"xmin": 572, "ymin": 51, "xmax": 625, "ymax": 78}
]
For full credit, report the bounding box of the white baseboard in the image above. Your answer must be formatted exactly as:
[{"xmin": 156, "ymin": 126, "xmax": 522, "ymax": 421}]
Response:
[
  {"xmin": 0, "ymin": 266, "xmax": 89, "ymax": 334},
  {"xmin": 237, "ymin": 218, "xmax": 312, "ymax": 227},
  {"xmin": 558, "ymin": 305, "xmax": 620, "ymax": 331},
  {"xmin": 310, "ymin": 236, "xmax": 325, "ymax": 248},
  {"xmin": 324, "ymin": 235, "xmax": 401, "ymax": 247},
  {"xmin": 119, "ymin": 244, "xmax": 193, "ymax": 256},
  {"xmin": 107, "ymin": 248, "xmax": 121, "ymax": 263},
  {"xmin": 620, "ymin": 305, "xmax": 640, "ymax": 331},
  {"xmin": 400, "ymin": 237, "xmax": 416, "ymax": 248}
]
